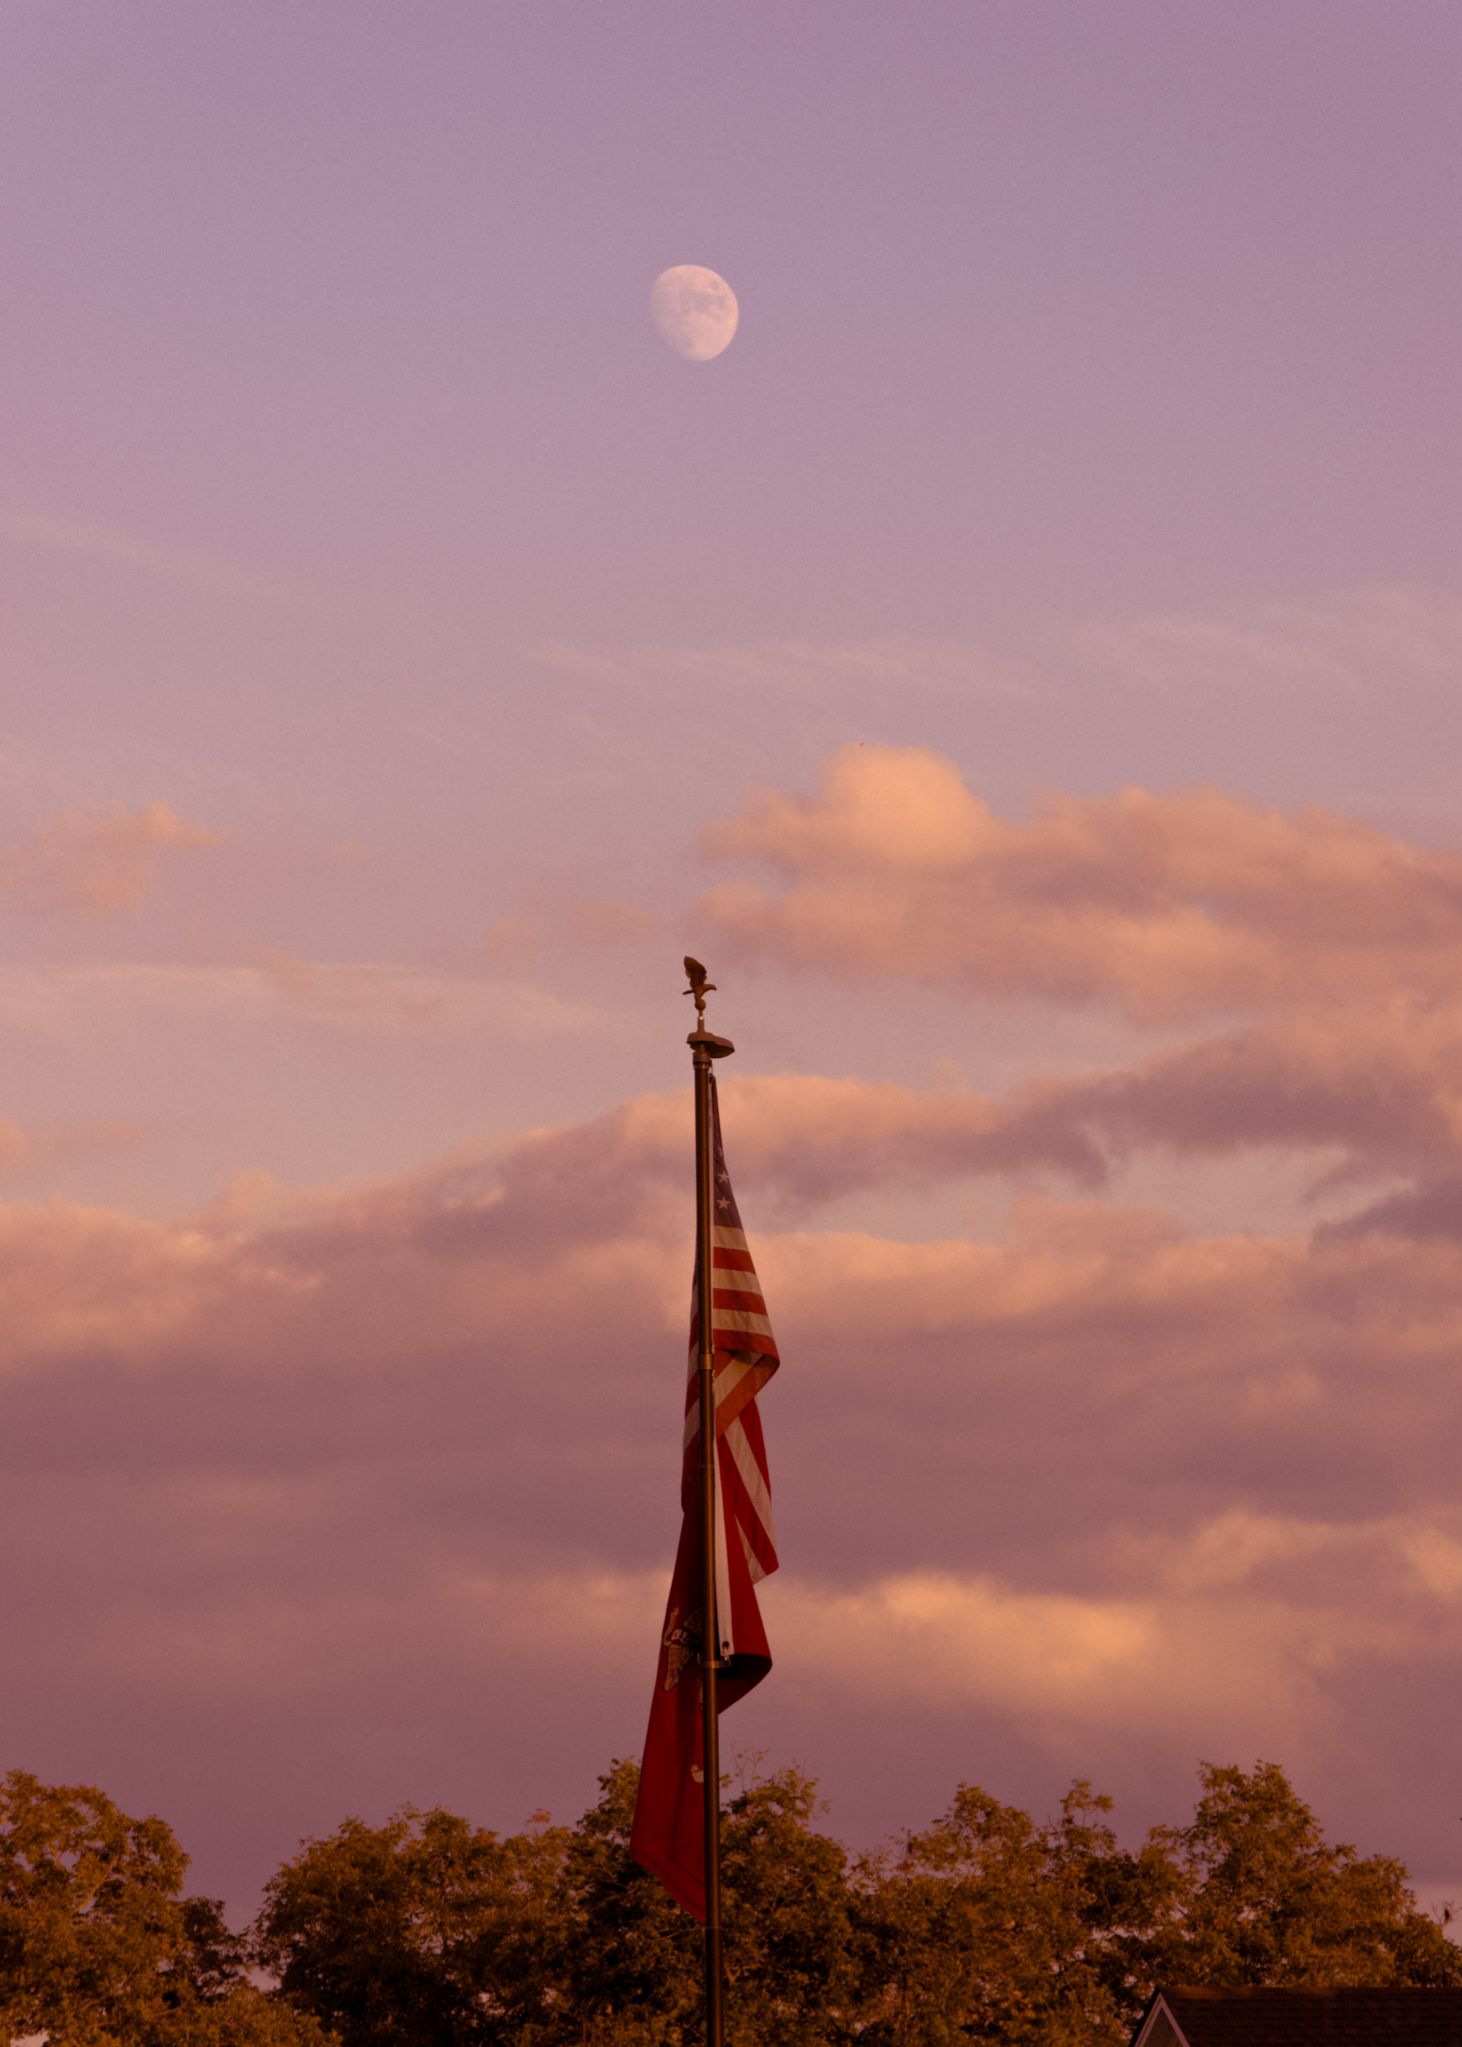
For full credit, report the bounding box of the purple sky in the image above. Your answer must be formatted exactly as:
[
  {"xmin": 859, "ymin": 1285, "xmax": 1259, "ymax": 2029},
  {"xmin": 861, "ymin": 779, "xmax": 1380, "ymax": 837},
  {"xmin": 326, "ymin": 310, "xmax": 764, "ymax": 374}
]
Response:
[{"xmin": 4, "ymin": 2, "xmax": 1462, "ymax": 1924}]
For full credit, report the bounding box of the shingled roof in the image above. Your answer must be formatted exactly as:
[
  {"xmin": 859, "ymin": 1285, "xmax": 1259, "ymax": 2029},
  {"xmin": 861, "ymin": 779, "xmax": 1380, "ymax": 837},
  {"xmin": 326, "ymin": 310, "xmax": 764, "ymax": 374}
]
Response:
[{"xmin": 1131, "ymin": 1987, "xmax": 1462, "ymax": 2045}]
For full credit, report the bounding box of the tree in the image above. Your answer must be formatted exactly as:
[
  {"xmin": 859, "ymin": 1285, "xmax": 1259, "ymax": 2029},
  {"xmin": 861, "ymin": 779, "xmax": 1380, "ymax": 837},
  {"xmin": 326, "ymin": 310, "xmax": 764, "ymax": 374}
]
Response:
[
  {"xmin": 18, "ymin": 1753, "xmax": 1454, "ymax": 2046},
  {"xmin": 554, "ymin": 1756, "xmax": 857, "ymax": 2047},
  {"xmin": 0, "ymin": 1768, "xmax": 325, "ymax": 2046},
  {"xmin": 851, "ymin": 1779, "xmax": 1176, "ymax": 2047},
  {"xmin": 254, "ymin": 1803, "xmax": 570, "ymax": 2047},
  {"xmin": 719, "ymin": 1763, "xmax": 857, "ymax": 2047},
  {"xmin": 1149, "ymin": 1760, "xmax": 1462, "ymax": 1992},
  {"xmin": 0, "ymin": 1767, "xmax": 189, "ymax": 2042},
  {"xmin": 164, "ymin": 1985, "xmax": 336, "ymax": 2046},
  {"xmin": 555, "ymin": 1759, "xmax": 702, "ymax": 2047}
]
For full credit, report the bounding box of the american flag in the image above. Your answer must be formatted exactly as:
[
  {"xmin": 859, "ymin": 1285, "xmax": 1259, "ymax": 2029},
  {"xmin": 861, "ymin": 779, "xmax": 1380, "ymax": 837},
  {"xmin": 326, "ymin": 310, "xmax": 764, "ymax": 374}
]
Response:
[
  {"xmin": 683, "ymin": 1084, "xmax": 779, "ymax": 1625},
  {"xmin": 630, "ymin": 1075, "xmax": 780, "ymax": 1918}
]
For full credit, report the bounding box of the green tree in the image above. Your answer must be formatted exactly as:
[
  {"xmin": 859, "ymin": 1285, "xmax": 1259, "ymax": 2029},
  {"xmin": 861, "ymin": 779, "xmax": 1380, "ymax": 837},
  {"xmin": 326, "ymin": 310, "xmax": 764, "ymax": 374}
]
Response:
[
  {"xmin": 719, "ymin": 1763, "xmax": 857, "ymax": 2047},
  {"xmin": 851, "ymin": 1779, "xmax": 1175, "ymax": 2047},
  {"xmin": 555, "ymin": 1759, "xmax": 701, "ymax": 2047},
  {"xmin": 169, "ymin": 1985, "xmax": 337, "ymax": 2046},
  {"xmin": 0, "ymin": 1768, "xmax": 189, "ymax": 2042},
  {"xmin": 1150, "ymin": 1760, "xmax": 1462, "ymax": 1992},
  {"xmin": 255, "ymin": 1803, "xmax": 570, "ymax": 2047},
  {"xmin": 0, "ymin": 1768, "xmax": 325, "ymax": 2046},
  {"xmin": 555, "ymin": 1756, "xmax": 857, "ymax": 2047}
]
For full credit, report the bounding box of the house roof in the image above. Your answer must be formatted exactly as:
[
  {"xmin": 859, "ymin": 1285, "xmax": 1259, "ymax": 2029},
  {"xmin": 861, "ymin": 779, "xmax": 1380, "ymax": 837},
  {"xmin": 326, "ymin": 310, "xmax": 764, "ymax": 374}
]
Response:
[{"xmin": 1132, "ymin": 1987, "xmax": 1462, "ymax": 2046}]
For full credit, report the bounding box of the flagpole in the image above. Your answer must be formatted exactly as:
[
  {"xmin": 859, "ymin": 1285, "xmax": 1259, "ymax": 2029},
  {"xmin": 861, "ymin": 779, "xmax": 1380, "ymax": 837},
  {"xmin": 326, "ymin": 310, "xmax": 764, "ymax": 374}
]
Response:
[{"xmin": 686, "ymin": 957, "xmax": 732, "ymax": 2047}]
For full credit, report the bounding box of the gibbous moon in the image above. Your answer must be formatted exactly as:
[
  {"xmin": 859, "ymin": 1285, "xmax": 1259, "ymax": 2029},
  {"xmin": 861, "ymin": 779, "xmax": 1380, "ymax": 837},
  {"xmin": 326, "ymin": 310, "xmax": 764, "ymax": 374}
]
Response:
[{"xmin": 651, "ymin": 265, "xmax": 739, "ymax": 362}]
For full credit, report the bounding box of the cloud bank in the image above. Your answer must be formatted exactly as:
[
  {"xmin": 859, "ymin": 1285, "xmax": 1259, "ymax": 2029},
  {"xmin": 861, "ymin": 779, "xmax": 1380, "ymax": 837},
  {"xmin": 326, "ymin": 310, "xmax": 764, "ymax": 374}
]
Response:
[
  {"xmin": 8, "ymin": 745, "xmax": 1462, "ymax": 1922},
  {"xmin": 3, "ymin": 1053, "xmax": 1461, "ymax": 1906},
  {"xmin": 702, "ymin": 745, "xmax": 1462, "ymax": 1021}
]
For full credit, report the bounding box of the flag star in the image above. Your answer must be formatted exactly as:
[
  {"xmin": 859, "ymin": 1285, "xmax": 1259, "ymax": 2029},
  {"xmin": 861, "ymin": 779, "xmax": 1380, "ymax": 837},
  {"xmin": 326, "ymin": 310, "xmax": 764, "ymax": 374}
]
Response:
[{"xmin": 717, "ymin": 1194, "xmax": 731, "ymax": 1211}]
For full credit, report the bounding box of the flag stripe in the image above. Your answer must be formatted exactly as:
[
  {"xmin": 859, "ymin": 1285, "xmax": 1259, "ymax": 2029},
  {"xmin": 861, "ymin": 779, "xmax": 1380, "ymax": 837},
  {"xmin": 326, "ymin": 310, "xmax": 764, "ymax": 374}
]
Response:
[{"xmin": 724, "ymin": 1416, "xmax": 776, "ymax": 1556}]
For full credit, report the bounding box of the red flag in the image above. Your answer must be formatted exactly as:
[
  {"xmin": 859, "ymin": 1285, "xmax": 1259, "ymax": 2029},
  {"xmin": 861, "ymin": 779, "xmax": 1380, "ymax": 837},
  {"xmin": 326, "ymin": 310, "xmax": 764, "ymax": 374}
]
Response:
[{"xmin": 629, "ymin": 1078, "xmax": 779, "ymax": 1919}]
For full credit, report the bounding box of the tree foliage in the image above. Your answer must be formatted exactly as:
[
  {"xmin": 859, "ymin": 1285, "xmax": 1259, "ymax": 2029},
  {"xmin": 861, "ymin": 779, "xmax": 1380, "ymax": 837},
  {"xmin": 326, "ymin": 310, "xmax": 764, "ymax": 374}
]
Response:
[
  {"xmin": 3, "ymin": 1757, "xmax": 1456, "ymax": 2046},
  {"xmin": 0, "ymin": 1768, "xmax": 327, "ymax": 2045},
  {"xmin": 852, "ymin": 1779, "xmax": 1174, "ymax": 2046},
  {"xmin": 554, "ymin": 1757, "xmax": 700, "ymax": 2046},
  {"xmin": 1148, "ymin": 1760, "xmax": 1461, "ymax": 1993},
  {"xmin": 256, "ymin": 1803, "xmax": 571, "ymax": 2047}
]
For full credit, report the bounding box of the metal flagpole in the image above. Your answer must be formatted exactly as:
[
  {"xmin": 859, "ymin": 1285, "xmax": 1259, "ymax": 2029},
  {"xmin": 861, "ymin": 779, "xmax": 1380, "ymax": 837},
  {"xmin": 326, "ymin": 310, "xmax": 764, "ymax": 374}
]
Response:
[{"xmin": 685, "ymin": 957, "xmax": 732, "ymax": 2047}]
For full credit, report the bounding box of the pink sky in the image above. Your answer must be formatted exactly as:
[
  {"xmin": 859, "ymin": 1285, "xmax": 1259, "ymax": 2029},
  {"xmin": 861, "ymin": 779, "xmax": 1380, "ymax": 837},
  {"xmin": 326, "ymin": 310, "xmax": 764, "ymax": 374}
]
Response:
[{"xmin": 3, "ymin": 2, "xmax": 1462, "ymax": 1921}]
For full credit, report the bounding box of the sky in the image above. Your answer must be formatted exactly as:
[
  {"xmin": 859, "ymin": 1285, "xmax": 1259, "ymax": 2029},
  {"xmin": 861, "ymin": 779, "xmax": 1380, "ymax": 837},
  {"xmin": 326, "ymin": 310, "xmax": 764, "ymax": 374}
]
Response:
[{"xmin": 3, "ymin": 0, "xmax": 1462, "ymax": 1925}]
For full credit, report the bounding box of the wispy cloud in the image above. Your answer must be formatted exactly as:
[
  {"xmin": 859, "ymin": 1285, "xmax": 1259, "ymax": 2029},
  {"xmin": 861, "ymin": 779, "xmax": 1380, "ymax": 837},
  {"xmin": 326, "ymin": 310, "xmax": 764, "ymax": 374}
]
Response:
[
  {"xmin": 0, "ymin": 488, "xmax": 257, "ymax": 591},
  {"xmin": 529, "ymin": 634, "xmax": 1029, "ymax": 704},
  {"xmin": 0, "ymin": 1117, "xmax": 141, "ymax": 1176},
  {"xmin": 533, "ymin": 585, "xmax": 1462, "ymax": 714},
  {"xmin": 0, "ymin": 801, "xmax": 223, "ymax": 915},
  {"xmin": 0, "ymin": 957, "xmax": 597, "ymax": 1044},
  {"xmin": 1054, "ymin": 585, "xmax": 1462, "ymax": 700}
]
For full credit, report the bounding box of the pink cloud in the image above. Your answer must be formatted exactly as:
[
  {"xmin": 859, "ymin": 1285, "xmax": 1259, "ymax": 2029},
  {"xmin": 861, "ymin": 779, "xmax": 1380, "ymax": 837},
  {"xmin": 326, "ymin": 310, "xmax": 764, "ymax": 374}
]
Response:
[
  {"xmin": 491, "ymin": 1012, "xmax": 1462, "ymax": 1233},
  {"xmin": 246, "ymin": 951, "xmax": 563, "ymax": 1032},
  {"xmin": 0, "ymin": 801, "xmax": 223, "ymax": 915},
  {"xmin": 485, "ymin": 899, "xmax": 663, "ymax": 967},
  {"xmin": 3, "ymin": 1091, "xmax": 1459, "ymax": 1539},
  {"xmin": 999, "ymin": 1002, "xmax": 1462, "ymax": 1185},
  {"xmin": 494, "ymin": 1072, "xmax": 1108, "ymax": 1235},
  {"xmin": 701, "ymin": 746, "xmax": 1462, "ymax": 1022},
  {"xmin": 0, "ymin": 1118, "xmax": 142, "ymax": 1177},
  {"xmin": 3, "ymin": 1084, "xmax": 1462, "ymax": 1910},
  {"xmin": 4, "ymin": 1034, "xmax": 1457, "ymax": 1399}
]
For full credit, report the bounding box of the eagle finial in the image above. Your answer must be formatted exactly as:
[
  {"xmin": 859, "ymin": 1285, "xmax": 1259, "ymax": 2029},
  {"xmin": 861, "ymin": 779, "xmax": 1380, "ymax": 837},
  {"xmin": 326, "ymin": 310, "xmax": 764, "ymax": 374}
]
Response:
[{"xmin": 683, "ymin": 956, "xmax": 716, "ymax": 1026}]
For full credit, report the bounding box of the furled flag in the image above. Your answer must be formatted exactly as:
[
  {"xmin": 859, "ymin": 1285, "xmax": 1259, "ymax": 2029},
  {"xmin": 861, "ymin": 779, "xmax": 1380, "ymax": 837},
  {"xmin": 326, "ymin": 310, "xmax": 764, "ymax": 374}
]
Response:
[{"xmin": 629, "ymin": 1075, "xmax": 780, "ymax": 1919}]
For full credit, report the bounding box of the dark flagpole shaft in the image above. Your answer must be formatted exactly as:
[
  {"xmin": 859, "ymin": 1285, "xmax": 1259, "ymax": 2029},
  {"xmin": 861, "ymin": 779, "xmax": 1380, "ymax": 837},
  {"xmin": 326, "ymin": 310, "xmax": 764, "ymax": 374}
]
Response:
[
  {"xmin": 685, "ymin": 957, "xmax": 731, "ymax": 2047},
  {"xmin": 692, "ymin": 1033, "xmax": 725, "ymax": 2047}
]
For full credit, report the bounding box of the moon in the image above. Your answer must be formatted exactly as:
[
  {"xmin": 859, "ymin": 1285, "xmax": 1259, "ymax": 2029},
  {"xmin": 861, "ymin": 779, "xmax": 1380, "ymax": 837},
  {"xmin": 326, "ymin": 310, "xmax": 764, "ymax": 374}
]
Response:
[{"xmin": 651, "ymin": 265, "xmax": 739, "ymax": 362}]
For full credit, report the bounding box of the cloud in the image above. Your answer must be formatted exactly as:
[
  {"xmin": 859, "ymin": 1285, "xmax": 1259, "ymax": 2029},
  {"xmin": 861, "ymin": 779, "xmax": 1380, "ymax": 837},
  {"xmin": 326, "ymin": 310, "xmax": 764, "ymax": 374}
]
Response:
[
  {"xmin": 3, "ymin": 1083, "xmax": 1462, "ymax": 1902},
  {"xmin": 766, "ymin": 1546, "xmax": 1433, "ymax": 1772},
  {"xmin": 484, "ymin": 899, "xmax": 663, "ymax": 968},
  {"xmin": 535, "ymin": 587, "xmax": 1462, "ymax": 714},
  {"xmin": 1003, "ymin": 1002, "xmax": 1462, "ymax": 1186},
  {"xmin": 0, "ymin": 1118, "xmax": 142, "ymax": 1177},
  {"xmin": 492, "ymin": 1072, "xmax": 1110, "ymax": 1237},
  {"xmin": 8, "ymin": 1059, "xmax": 1458, "ymax": 1388},
  {"xmin": 529, "ymin": 634, "xmax": 1028, "ymax": 704},
  {"xmin": 1056, "ymin": 585, "xmax": 1462, "ymax": 702},
  {"xmin": 0, "ymin": 958, "xmax": 598, "ymax": 1048},
  {"xmin": 1318, "ymin": 1172, "xmax": 1462, "ymax": 1243},
  {"xmin": 700, "ymin": 745, "xmax": 1462, "ymax": 1022},
  {"xmin": 50, "ymin": 1543, "xmax": 1404, "ymax": 1764},
  {"xmin": 0, "ymin": 801, "xmax": 223, "ymax": 915},
  {"xmin": 77, "ymin": 1554, "xmax": 669, "ymax": 1707},
  {"xmin": 3, "ymin": 1089, "xmax": 1461, "ymax": 1537},
  {"xmin": 250, "ymin": 952, "xmax": 593, "ymax": 1035},
  {"xmin": 515, "ymin": 995, "xmax": 1462, "ymax": 1218},
  {"xmin": 0, "ymin": 489, "xmax": 256, "ymax": 590}
]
